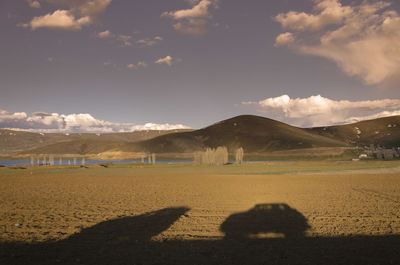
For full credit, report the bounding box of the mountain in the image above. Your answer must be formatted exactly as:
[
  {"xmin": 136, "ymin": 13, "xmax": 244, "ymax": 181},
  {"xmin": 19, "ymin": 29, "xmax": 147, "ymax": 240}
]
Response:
[
  {"xmin": 5, "ymin": 115, "xmax": 400, "ymax": 156},
  {"xmin": 0, "ymin": 129, "xmax": 192, "ymax": 155},
  {"xmin": 307, "ymin": 115, "xmax": 400, "ymax": 148},
  {"xmin": 19, "ymin": 140, "xmax": 127, "ymax": 155},
  {"xmin": 120, "ymin": 115, "xmax": 348, "ymax": 153}
]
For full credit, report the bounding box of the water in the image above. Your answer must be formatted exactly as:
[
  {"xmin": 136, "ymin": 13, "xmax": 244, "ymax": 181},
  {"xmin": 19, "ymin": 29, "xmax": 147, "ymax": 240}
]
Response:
[
  {"xmin": 0, "ymin": 160, "xmax": 192, "ymax": 166},
  {"xmin": 0, "ymin": 160, "xmax": 31, "ymax": 166},
  {"xmin": 0, "ymin": 160, "xmax": 296, "ymax": 167}
]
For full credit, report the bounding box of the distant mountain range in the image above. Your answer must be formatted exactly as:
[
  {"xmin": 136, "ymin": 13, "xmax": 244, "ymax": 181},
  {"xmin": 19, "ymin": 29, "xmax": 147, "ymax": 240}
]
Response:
[
  {"xmin": 1, "ymin": 115, "xmax": 399, "ymax": 157},
  {"xmin": 0, "ymin": 129, "xmax": 191, "ymax": 156}
]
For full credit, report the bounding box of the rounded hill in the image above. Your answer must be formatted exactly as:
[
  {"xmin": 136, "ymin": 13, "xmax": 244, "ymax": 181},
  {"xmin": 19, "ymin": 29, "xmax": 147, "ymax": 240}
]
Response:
[{"xmin": 124, "ymin": 115, "xmax": 348, "ymax": 153}]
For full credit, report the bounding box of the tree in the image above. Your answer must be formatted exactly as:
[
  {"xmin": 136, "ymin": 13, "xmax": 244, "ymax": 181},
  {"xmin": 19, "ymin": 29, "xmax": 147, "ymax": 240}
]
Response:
[
  {"xmin": 235, "ymin": 147, "xmax": 244, "ymax": 164},
  {"xmin": 194, "ymin": 146, "xmax": 228, "ymax": 165}
]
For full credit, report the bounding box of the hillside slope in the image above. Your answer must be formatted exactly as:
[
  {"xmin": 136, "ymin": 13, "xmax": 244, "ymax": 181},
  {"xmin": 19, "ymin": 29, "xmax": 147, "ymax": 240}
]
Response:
[
  {"xmin": 13, "ymin": 115, "xmax": 400, "ymax": 156},
  {"xmin": 122, "ymin": 115, "xmax": 348, "ymax": 153},
  {"xmin": 20, "ymin": 140, "xmax": 127, "ymax": 155},
  {"xmin": 0, "ymin": 129, "xmax": 191, "ymax": 155},
  {"xmin": 308, "ymin": 116, "xmax": 400, "ymax": 148}
]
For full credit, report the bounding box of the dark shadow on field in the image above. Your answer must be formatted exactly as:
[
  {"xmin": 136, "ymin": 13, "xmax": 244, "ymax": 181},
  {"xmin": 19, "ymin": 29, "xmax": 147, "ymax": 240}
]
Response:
[
  {"xmin": 1, "ymin": 205, "xmax": 400, "ymax": 265},
  {"xmin": 221, "ymin": 203, "xmax": 310, "ymax": 239}
]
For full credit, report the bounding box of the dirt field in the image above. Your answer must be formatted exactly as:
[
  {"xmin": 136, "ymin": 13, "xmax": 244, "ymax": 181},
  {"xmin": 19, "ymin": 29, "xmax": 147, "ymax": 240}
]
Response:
[{"xmin": 1, "ymin": 161, "xmax": 400, "ymax": 264}]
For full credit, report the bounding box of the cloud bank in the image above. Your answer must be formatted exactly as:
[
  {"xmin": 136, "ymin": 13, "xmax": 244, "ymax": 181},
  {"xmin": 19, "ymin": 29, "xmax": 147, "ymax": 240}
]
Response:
[
  {"xmin": 0, "ymin": 110, "xmax": 190, "ymax": 133},
  {"xmin": 243, "ymin": 95, "xmax": 400, "ymax": 127},
  {"xmin": 162, "ymin": 0, "xmax": 218, "ymax": 36},
  {"xmin": 21, "ymin": 0, "xmax": 112, "ymax": 31},
  {"xmin": 274, "ymin": 0, "xmax": 400, "ymax": 85}
]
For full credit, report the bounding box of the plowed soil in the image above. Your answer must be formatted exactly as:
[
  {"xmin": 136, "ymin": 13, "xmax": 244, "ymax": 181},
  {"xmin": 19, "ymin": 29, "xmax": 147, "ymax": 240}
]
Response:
[{"xmin": 1, "ymin": 161, "xmax": 400, "ymax": 264}]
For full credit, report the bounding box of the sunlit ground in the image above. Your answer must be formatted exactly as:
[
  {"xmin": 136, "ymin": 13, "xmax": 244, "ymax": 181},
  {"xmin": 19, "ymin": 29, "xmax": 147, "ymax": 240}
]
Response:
[{"xmin": 1, "ymin": 161, "xmax": 399, "ymax": 243}]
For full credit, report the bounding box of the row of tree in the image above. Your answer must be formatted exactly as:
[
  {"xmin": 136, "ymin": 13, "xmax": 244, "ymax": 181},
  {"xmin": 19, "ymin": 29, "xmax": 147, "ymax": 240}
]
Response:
[
  {"xmin": 194, "ymin": 147, "xmax": 244, "ymax": 165},
  {"xmin": 30, "ymin": 155, "xmax": 85, "ymax": 166}
]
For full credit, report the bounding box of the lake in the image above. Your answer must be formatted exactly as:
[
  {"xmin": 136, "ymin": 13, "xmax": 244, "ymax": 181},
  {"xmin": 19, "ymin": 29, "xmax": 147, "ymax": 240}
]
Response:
[{"xmin": 0, "ymin": 160, "xmax": 192, "ymax": 166}]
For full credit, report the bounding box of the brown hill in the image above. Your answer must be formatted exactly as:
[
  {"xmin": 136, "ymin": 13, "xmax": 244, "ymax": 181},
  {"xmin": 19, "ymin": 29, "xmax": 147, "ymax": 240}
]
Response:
[
  {"xmin": 307, "ymin": 116, "xmax": 400, "ymax": 148},
  {"xmin": 121, "ymin": 115, "xmax": 348, "ymax": 153},
  {"xmin": 0, "ymin": 129, "xmax": 191, "ymax": 155},
  {"xmin": 12, "ymin": 115, "xmax": 400, "ymax": 156},
  {"xmin": 20, "ymin": 140, "xmax": 126, "ymax": 155}
]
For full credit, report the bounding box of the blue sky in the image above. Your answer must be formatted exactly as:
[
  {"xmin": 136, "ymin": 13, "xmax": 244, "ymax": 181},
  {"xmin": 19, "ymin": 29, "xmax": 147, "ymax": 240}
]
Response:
[{"xmin": 1, "ymin": 0, "xmax": 400, "ymax": 132}]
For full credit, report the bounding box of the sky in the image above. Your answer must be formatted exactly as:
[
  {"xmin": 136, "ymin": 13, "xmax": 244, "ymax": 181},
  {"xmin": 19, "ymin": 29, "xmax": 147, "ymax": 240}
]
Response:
[{"xmin": 1, "ymin": 0, "xmax": 400, "ymax": 132}]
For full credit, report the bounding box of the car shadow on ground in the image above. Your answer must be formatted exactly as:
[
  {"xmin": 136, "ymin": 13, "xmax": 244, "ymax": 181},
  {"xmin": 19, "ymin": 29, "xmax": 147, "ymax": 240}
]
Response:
[{"xmin": 1, "ymin": 204, "xmax": 399, "ymax": 265}]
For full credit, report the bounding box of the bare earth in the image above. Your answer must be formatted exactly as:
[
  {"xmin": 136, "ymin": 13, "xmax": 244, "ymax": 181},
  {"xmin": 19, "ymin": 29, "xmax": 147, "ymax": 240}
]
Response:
[{"xmin": 1, "ymin": 161, "xmax": 399, "ymax": 264}]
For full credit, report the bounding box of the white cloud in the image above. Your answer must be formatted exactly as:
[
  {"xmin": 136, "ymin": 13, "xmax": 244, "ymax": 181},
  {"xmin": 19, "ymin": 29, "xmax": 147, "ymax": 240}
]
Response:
[
  {"xmin": 98, "ymin": 31, "xmax": 161, "ymax": 48},
  {"xmin": 155, "ymin": 56, "xmax": 173, "ymax": 66},
  {"xmin": 29, "ymin": 9, "xmax": 90, "ymax": 31},
  {"xmin": 275, "ymin": 0, "xmax": 352, "ymax": 32},
  {"xmin": 0, "ymin": 110, "xmax": 190, "ymax": 133},
  {"xmin": 45, "ymin": 0, "xmax": 112, "ymax": 19},
  {"xmin": 137, "ymin": 61, "xmax": 148, "ymax": 68},
  {"xmin": 274, "ymin": 0, "xmax": 400, "ymax": 85},
  {"xmin": 162, "ymin": 0, "xmax": 218, "ymax": 36},
  {"xmin": 130, "ymin": 123, "xmax": 189, "ymax": 131},
  {"xmin": 22, "ymin": 0, "xmax": 111, "ymax": 31},
  {"xmin": 27, "ymin": 0, "xmax": 41, "ymax": 8},
  {"xmin": 17, "ymin": 23, "xmax": 30, "ymax": 29},
  {"xmin": 117, "ymin": 34, "xmax": 132, "ymax": 47},
  {"xmin": 345, "ymin": 110, "xmax": 400, "ymax": 124},
  {"xmin": 242, "ymin": 94, "xmax": 400, "ymax": 127},
  {"xmin": 97, "ymin": 30, "xmax": 112, "ymax": 38},
  {"xmin": 126, "ymin": 61, "xmax": 147, "ymax": 70},
  {"xmin": 164, "ymin": 0, "xmax": 213, "ymax": 19},
  {"xmin": 173, "ymin": 19, "xmax": 208, "ymax": 36},
  {"xmin": 71, "ymin": 0, "xmax": 111, "ymax": 20},
  {"xmin": 274, "ymin": 32, "xmax": 295, "ymax": 47},
  {"xmin": 136, "ymin": 36, "xmax": 163, "ymax": 47}
]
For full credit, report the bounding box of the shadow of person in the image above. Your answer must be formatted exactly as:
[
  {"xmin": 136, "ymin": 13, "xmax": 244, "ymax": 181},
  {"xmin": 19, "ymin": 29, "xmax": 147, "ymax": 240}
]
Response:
[{"xmin": 220, "ymin": 203, "xmax": 310, "ymax": 239}]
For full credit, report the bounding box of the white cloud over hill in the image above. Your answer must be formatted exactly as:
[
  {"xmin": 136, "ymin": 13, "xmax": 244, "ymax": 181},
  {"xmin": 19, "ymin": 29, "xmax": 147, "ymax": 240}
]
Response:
[
  {"xmin": 0, "ymin": 110, "xmax": 190, "ymax": 133},
  {"xmin": 243, "ymin": 95, "xmax": 400, "ymax": 127}
]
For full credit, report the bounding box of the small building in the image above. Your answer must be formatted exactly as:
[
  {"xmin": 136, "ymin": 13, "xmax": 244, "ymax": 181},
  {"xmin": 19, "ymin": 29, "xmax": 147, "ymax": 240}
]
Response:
[{"xmin": 374, "ymin": 149, "xmax": 398, "ymax": 160}]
